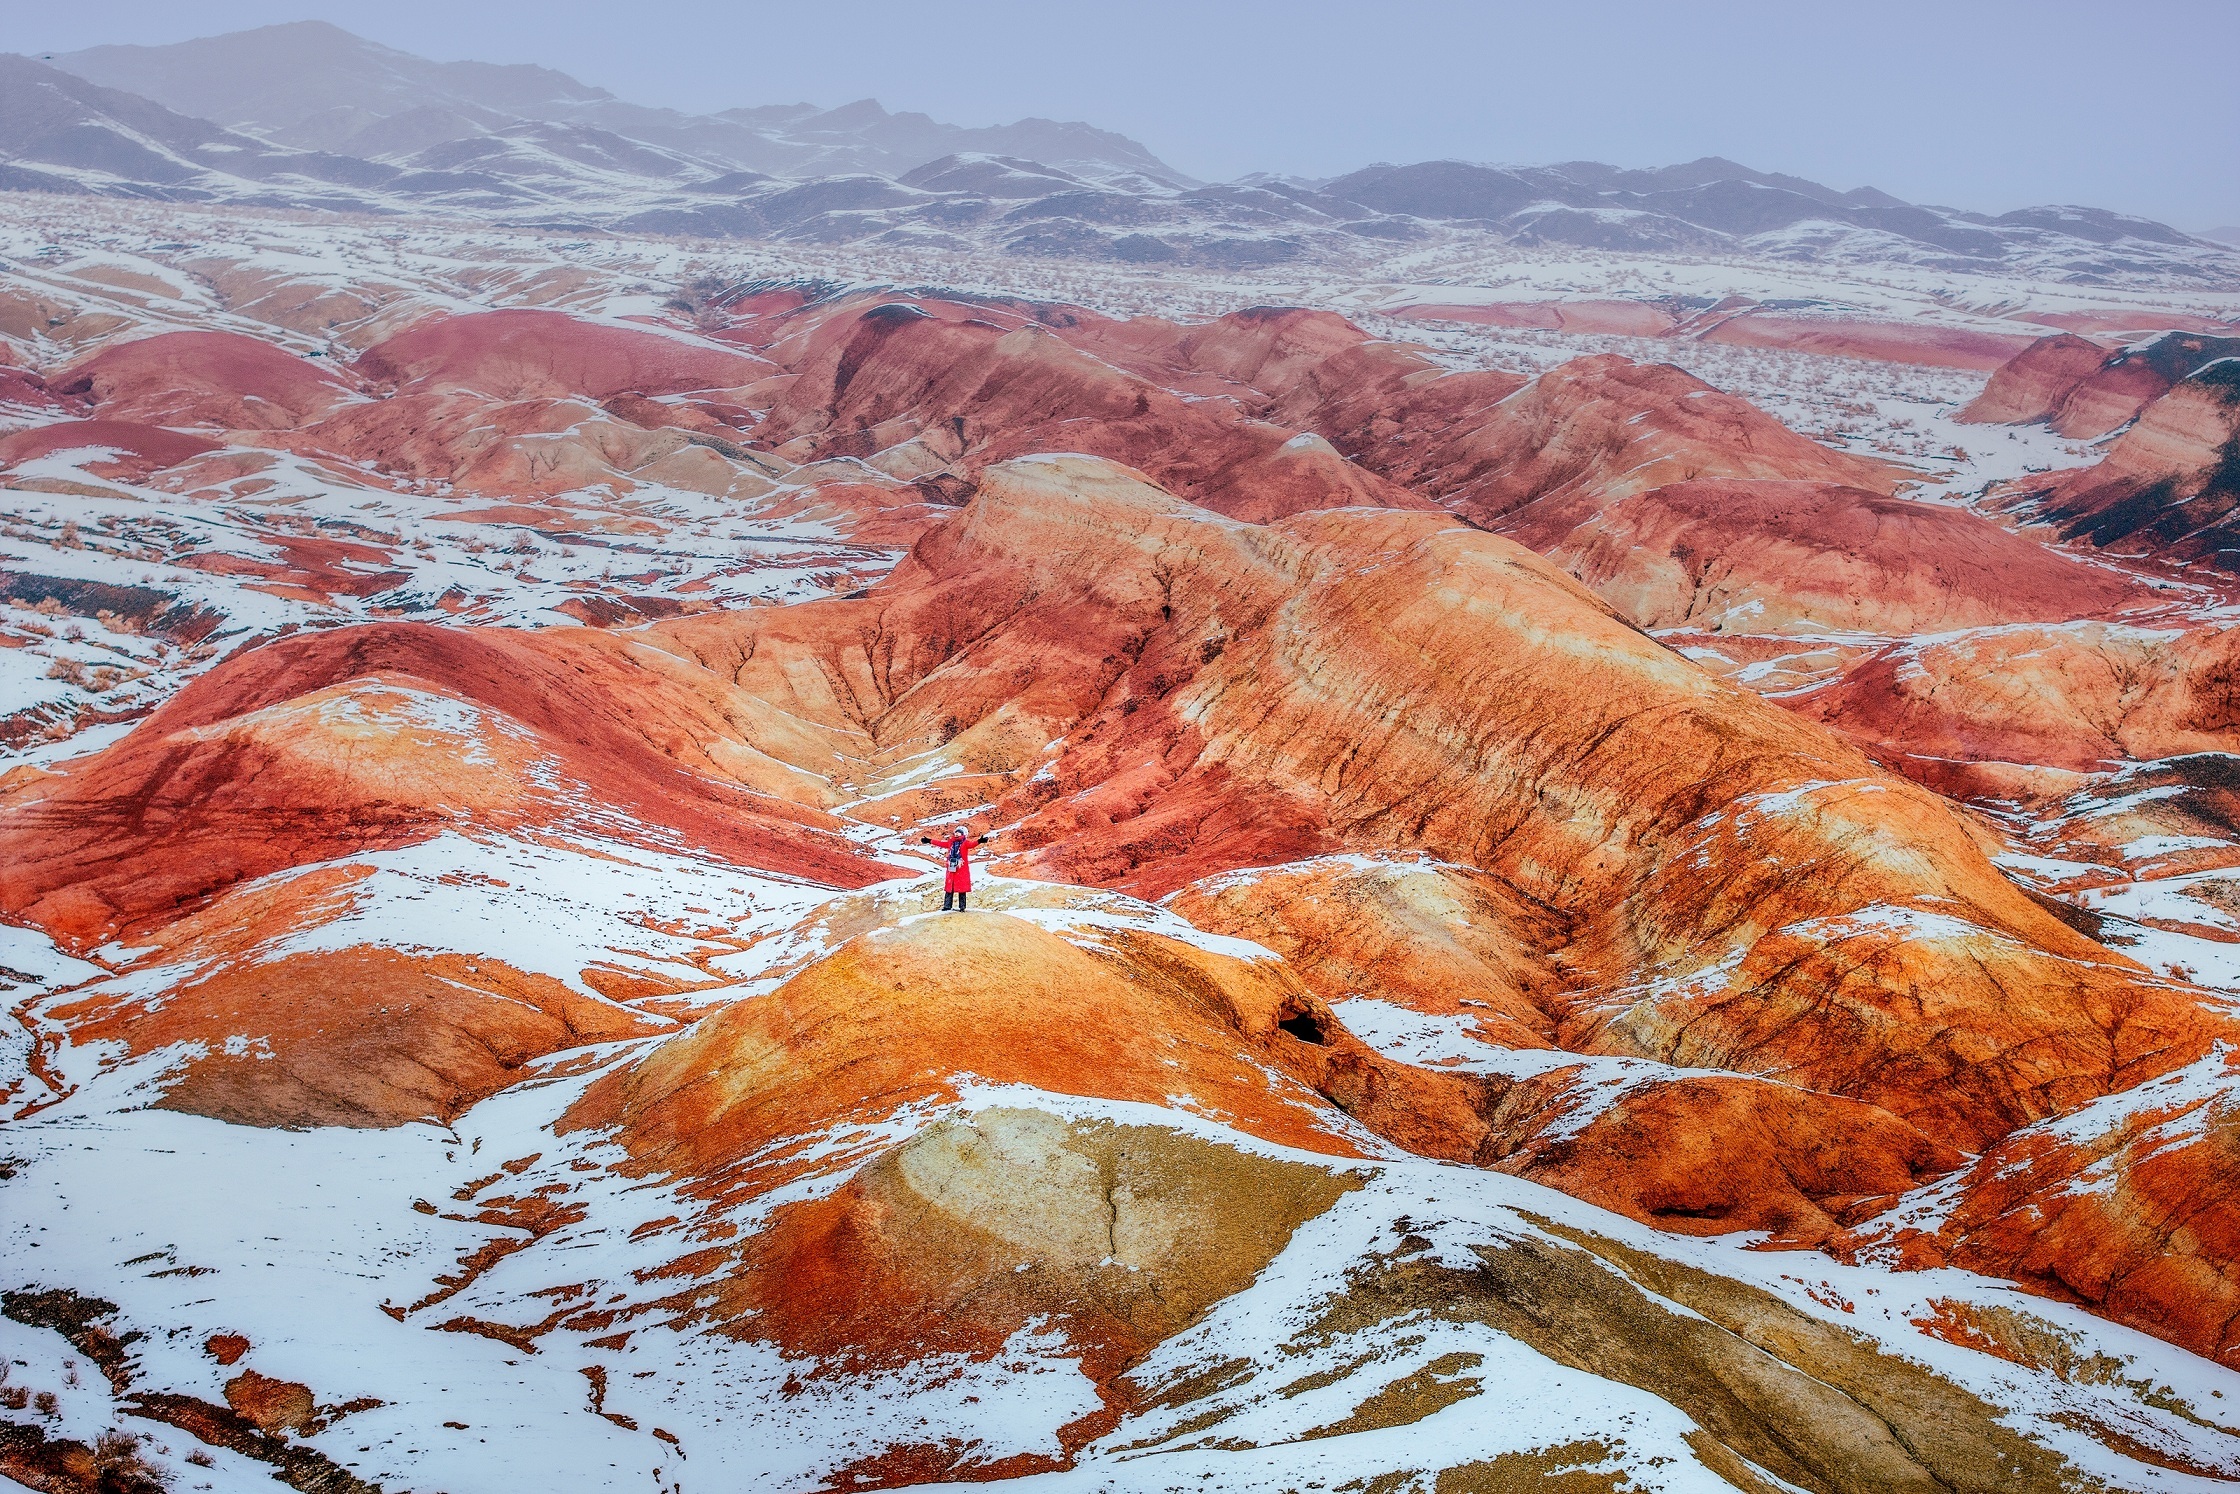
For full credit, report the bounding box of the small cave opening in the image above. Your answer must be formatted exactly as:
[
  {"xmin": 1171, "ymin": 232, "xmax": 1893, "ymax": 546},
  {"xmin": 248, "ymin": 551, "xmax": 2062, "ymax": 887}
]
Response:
[{"xmin": 1278, "ymin": 1010, "xmax": 1327, "ymax": 1045}]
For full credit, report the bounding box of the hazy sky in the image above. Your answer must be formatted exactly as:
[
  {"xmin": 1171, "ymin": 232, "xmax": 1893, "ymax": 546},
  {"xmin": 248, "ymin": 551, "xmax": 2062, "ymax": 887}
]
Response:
[{"xmin": 8, "ymin": 1, "xmax": 2238, "ymax": 228}]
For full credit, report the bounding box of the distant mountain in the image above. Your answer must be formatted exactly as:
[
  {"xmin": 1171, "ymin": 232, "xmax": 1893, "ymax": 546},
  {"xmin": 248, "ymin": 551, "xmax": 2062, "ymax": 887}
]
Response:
[
  {"xmin": 0, "ymin": 52, "xmax": 398, "ymax": 206},
  {"xmin": 52, "ymin": 21, "xmax": 1189, "ymax": 184},
  {"xmin": 3, "ymin": 25, "xmax": 2235, "ymax": 288},
  {"xmin": 1316, "ymin": 157, "xmax": 2207, "ymax": 260}
]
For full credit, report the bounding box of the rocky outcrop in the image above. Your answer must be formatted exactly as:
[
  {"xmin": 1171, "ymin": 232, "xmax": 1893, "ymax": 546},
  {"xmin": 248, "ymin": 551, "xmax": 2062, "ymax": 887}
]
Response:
[
  {"xmin": 1291, "ymin": 1226, "xmax": 2092, "ymax": 1494},
  {"xmin": 732, "ymin": 1104, "xmax": 1355, "ymax": 1462},
  {"xmin": 1962, "ymin": 329, "xmax": 2240, "ymax": 438},
  {"xmin": 2005, "ymin": 358, "xmax": 2240, "ymax": 566}
]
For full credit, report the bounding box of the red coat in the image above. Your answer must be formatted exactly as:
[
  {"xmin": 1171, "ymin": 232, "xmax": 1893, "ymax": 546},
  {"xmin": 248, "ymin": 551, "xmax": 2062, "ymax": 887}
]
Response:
[{"xmin": 934, "ymin": 834, "xmax": 987, "ymax": 892}]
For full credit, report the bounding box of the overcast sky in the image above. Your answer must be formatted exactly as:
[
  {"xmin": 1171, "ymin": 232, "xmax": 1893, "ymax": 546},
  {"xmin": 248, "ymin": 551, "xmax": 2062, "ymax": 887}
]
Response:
[{"xmin": 8, "ymin": 0, "xmax": 2238, "ymax": 228}]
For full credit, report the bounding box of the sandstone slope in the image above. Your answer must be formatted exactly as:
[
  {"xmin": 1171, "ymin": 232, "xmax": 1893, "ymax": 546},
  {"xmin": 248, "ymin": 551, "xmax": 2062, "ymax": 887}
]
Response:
[{"xmin": 645, "ymin": 456, "xmax": 2209, "ymax": 1157}]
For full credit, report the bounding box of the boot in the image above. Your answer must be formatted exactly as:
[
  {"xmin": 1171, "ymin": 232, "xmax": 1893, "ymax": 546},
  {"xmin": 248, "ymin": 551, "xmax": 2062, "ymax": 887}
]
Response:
[
  {"xmin": 941, "ymin": 891, "xmax": 954, "ymax": 912},
  {"xmin": 958, "ymin": 893, "xmax": 969, "ymax": 912}
]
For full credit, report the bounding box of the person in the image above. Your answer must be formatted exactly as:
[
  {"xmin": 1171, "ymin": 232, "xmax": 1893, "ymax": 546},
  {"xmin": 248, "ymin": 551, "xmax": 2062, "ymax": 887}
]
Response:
[{"xmin": 920, "ymin": 826, "xmax": 997, "ymax": 912}]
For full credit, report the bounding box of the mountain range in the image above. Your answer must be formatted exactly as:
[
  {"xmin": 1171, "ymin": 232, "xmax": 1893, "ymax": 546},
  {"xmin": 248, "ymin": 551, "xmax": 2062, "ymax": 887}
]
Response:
[
  {"xmin": 49, "ymin": 21, "xmax": 1185, "ymax": 184},
  {"xmin": 0, "ymin": 21, "xmax": 2230, "ymax": 285}
]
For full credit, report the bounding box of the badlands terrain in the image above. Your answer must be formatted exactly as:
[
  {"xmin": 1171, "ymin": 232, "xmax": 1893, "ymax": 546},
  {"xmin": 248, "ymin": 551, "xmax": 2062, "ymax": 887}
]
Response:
[{"xmin": 4, "ymin": 33, "xmax": 2240, "ymax": 1492}]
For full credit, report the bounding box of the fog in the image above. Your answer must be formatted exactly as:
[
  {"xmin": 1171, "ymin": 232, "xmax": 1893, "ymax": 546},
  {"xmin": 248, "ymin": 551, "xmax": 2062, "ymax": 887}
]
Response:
[{"xmin": 6, "ymin": 0, "xmax": 2237, "ymax": 228}]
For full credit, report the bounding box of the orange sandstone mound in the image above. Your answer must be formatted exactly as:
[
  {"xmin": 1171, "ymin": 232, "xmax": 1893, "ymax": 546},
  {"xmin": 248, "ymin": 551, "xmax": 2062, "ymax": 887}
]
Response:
[
  {"xmin": 51, "ymin": 946, "xmax": 665, "ymax": 1128},
  {"xmin": 567, "ymin": 910, "xmax": 1380, "ymax": 1179},
  {"xmin": 1359, "ymin": 353, "xmax": 1903, "ymax": 539},
  {"xmin": 1793, "ymin": 619, "xmax": 2240, "ymax": 780},
  {"xmin": 1162, "ymin": 860, "xmax": 1961, "ymax": 1240},
  {"xmin": 1164, "ymin": 854, "xmax": 1567, "ymax": 1050},
  {"xmin": 706, "ymin": 878, "xmax": 1956, "ymax": 1244},
  {"xmin": 566, "ymin": 892, "xmax": 1954, "ymax": 1359}
]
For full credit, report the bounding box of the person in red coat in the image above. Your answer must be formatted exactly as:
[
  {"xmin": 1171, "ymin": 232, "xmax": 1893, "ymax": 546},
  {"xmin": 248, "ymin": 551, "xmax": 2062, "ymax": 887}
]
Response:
[{"xmin": 920, "ymin": 827, "xmax": 997, "ymax": 911}]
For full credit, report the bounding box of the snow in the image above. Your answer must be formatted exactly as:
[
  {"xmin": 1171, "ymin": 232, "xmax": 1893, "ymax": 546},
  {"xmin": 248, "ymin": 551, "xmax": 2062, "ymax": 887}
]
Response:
[
  {"xmin": 1169, "ymin": 849, "xmax": 1471, "ymax": 900},
  {"xmin": 1334, "ymin": 997, "xmax": 1586, "ymax": 1080},
  {"xmin": 2122, "ymin": 834, "xmax": 2232, "ymax": 861},
  {"xmin": 1863, "ymin": 1045, "xmax": 2237, "ymax": 1264},
  {"xmin": 1994, "ymin": 848, "xmax": 2116, "ymax": 883},
  {"xmin": 31, "ymin": 828, "xmax": 842, "ymax": 1030},
  {"xmin": 3, "ymin": 1083, "xmax": 674, "ymax": 1492},
  {"xmin": 0, "ymin": 921, "xmax": 105, "ymax": 990},
  {"xmin": 1332, "ymin": 996, "xmax": 1765, "ymax": 1145},
  {"xmin": 2034, "ymin": 1042, "xmax": 2235, "ymax": 1149},
  {"xmin": 1782, "ymin": 901, "xmax": 2020, "ymax": 947},
  {"xmin": 984, "ymin": 1107, "xmax": 2240, "ymax": 1492},
  {"xmin": 1000, "ymin": 900, "xmax": 1280, "ymax": 966},
  {"xmin": 238, "ymin": 831, "xmax": 838, "ymax": 995},
  {"xmin": 0, "ymin": 923, "xmax": 106, "ymax": 1101}
]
